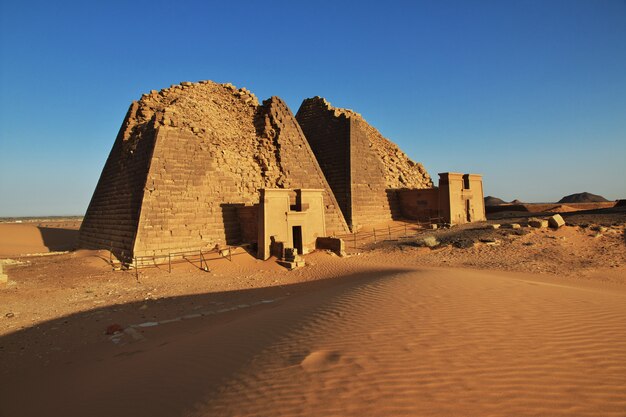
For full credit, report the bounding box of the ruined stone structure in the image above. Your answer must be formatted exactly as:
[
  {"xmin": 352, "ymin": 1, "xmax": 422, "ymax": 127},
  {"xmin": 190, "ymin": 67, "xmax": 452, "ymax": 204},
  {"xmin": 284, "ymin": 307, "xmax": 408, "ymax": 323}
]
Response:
[
  {"xmin": 80, "ymin": 80, "xmax": 479, "ymax": 262},
  {"xmin": 257, "ymin": 189, "xmax": 326, "ymax": 261},
  {"xmin": 79, "ymin": 81, "xmax": 348, "ymax": 261},
  {"xmin": 398, "ymin": 173, "xmax": 487, "ymax": 225},
  {"xmin": 296, "ymin": 97, "xmax": 432, "ymax": 230}
]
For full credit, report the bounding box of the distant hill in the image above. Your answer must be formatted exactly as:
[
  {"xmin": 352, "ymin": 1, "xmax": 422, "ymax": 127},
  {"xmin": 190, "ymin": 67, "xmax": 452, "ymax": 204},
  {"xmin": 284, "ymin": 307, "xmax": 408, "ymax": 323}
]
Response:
[
  {"xmin": 510, "ymin": 199, "xmax": 524, "ymax": 204},
  {"xmin": 484, "ymin": 196, "xmax": 506, "ymax": 206},
  {"xmin": 558, "ymin": 192, "xmax": 609, "ymax": 203}
]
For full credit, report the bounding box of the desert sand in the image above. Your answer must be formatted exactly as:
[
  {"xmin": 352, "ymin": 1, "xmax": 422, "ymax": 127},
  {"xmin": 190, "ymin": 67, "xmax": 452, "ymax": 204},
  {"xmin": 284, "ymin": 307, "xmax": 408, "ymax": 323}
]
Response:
[
  {"xmin": 0, "ymin": 221, "xmax": 80, "ymax": 257},
  {"xmin": 1, "ymin": 214, "xmax": 625, "ymax": 417}
]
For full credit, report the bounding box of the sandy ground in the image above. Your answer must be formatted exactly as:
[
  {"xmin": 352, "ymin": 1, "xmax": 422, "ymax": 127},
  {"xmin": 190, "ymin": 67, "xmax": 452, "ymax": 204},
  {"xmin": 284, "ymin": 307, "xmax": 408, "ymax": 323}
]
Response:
[
  {"xmin": 0, "ymin": 221, "xmax": 80, "ymax": 257},
  {"xmin": 1, "ymin": 213, "xmax": 625, "ymax": 416}
]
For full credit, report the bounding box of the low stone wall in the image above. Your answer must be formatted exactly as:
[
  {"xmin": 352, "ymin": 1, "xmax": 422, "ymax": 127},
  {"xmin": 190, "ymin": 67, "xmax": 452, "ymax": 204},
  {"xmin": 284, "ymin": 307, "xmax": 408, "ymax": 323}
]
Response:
[{"xmin": 316, "ymin": 237, "xmax": 345, "ymax": 256}]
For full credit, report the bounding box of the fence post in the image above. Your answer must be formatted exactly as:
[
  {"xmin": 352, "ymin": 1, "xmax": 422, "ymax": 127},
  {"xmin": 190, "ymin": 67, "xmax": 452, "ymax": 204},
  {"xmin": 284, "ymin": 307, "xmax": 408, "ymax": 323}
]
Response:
[
  {"xmin": 373, "ymin": 228, "xmax": 377, "ymax": 244},
  {"xmin": 168, "ymin": 253, "xmax": 171, "ymax": 273},
  {"xmin": 199, "ymin": 250, "xmax": 203, "ymax": 270},
  {"xmin": 134, "ymin": 257, "xmax": 138, "ymax": 281},
  {"xmin": 229, "ymin": 246, "xmax": 232, "ymax": 261},
  {"xmin": 388, "ymin": 225, "xmax": 391, "ymax": 239},
  {"xmin": 404, "ymin": 223, "xmax": 407, "ymax": 237}
]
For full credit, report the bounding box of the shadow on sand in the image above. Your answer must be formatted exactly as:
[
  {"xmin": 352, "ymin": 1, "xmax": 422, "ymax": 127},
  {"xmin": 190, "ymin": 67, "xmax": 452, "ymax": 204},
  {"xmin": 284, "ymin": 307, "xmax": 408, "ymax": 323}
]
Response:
[
  {"xmin": 37, "ymin": 226, "xmax": 79, "ymax": 251},
  {"xmin": 0, "ymin": 266, "xmax": 414, "ymax": 417}
]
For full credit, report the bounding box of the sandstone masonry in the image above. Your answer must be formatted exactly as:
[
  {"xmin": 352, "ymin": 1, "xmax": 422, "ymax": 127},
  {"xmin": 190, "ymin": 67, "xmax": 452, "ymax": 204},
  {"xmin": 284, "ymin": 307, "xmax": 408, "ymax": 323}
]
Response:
[
  {"xmin": 80, "ymin": 81, "xmax": 441, "ymax": 261},
  {"xmin": 296, "ymin": 97, "xmax": 433, "ymax": 230},
  {"xmin": 80, "ymin": 81, "xmax": 349, "ymax": 261}
]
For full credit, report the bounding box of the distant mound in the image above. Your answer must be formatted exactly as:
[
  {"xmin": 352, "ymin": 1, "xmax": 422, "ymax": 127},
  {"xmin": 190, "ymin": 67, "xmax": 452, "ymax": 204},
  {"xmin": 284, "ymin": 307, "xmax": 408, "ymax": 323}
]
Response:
[
  {"xmin": 546, "ymin": 205, "xmax": 578, "ymax": 213},
  {"xmin": 484, "ymin": 196, "xmax": 506, "ymax": 206},
  {"xmin": 510, "ymin": 199, "xmax": 524, "ymax": 204},
  {"xmin": 558, "ymin": 192, "xmax": 609, "ymax": 204}
]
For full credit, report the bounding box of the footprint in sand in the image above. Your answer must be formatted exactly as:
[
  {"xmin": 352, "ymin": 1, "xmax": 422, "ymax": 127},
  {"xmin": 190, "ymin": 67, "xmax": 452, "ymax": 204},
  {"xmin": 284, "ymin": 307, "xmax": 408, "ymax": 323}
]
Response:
[{"xmin": 300, "ymin": 350, "xmax": 342, "ymax": 372}]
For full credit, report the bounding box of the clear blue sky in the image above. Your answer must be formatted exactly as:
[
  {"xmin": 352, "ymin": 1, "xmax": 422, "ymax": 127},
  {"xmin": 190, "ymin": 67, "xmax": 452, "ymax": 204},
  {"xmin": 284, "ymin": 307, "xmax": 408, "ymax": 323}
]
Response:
[{"xmin": 1, "ymin": 0, "xmax": 625, "ymax": 216}]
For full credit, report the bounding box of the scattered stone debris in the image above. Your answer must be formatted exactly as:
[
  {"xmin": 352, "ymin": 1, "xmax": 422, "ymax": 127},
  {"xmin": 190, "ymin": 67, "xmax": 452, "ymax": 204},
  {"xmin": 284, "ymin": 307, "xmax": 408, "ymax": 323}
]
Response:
[
  {"xmin": 528, "ymin": 218, "xmax": 548, "ymax": 228},
  {"xmin": 548, "ymin": 214, "xmax": 565, "ymax": 229},
  {"xmin": 479, "ymin": 237, "xmax": 498, "ymax": 244},
  {"xmin": 420, "ymin": 236, "xmax": 440, "ymax": 248},
  {"xmin": 277, "ymin": 248, "xmax": 306, "ymax": 270},
  {"xmin": 488, "ymin": 224, "xmax": 501, "ymax": 230},
  {"xmin": 452, "ymin": 239, "xmax": 475, "ymax": 249}
]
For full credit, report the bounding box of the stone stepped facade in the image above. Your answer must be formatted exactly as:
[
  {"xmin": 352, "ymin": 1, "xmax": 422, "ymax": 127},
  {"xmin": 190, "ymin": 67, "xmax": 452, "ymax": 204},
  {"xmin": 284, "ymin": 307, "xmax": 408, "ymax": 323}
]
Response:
[
  {"xmin": 296, "ymin": 97, "xmax": 432, "ymax": 230},
  {"xmin": 80, "ymin": 81, "xmax": 348, "ymax": 261}
]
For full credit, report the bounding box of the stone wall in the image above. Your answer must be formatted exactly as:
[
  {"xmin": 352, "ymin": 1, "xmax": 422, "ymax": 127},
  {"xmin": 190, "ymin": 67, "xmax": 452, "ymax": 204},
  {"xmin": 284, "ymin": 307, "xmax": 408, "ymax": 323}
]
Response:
[
  {"xmin": 349, "ymin": 117, "xmax": 395, "ymax": 228},
  {"xmin": 80, "ymin": 81, "xmax": 349, "ymax": 260},
  {"xmin": 397, "ymin": 188, "xmax": 440, "ymax": 221},
  {"xmin": 295, "ymin": 99, "xmax": 352, "ymax": 226},
  {"xmin": 296, "ymin": 97, "xmax": 433, "ymax": 230}
]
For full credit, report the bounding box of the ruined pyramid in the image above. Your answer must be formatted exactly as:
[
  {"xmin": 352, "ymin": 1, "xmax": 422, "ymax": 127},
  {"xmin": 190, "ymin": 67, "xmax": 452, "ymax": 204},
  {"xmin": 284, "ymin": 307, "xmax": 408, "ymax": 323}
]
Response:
[{"xmin": 80, "ymin": 81, "xmax": 432, "ymax": 261}]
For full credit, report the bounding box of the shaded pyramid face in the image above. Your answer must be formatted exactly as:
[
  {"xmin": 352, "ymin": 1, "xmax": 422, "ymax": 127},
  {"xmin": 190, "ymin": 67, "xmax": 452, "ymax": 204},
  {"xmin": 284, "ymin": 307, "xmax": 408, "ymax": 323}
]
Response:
[
  {"xmin": 296, "ymin": 97, "xmax": 433, "ymax": 230},
  {"xmin": 79, "ymin": 81, "xmax": 348, "ymax": 261}
]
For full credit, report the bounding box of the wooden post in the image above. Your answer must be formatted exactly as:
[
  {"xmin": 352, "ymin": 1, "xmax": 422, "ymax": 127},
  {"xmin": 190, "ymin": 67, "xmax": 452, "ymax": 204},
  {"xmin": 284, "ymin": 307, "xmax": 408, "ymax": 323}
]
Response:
[
  {"xmin": 168, "ymin": 253, "xmax": 171, "ymax": 273},
  {"xmin": 404, "ymin": 223, "xmax": 407, "ymax": 237},
  {"xmin": 199, "ymin": 250, "xmax": 203, "ymax": 270},
  {"xmin": 388, "ymin": 225, "xmax": 391, "ymax": 239},
  {"xmin": 373, "ymin": 228, "xmax": 377, "ymax": 244},
  {"xmin": 134, "ymin": 257, "xmax": 138, "ymax": 281}
]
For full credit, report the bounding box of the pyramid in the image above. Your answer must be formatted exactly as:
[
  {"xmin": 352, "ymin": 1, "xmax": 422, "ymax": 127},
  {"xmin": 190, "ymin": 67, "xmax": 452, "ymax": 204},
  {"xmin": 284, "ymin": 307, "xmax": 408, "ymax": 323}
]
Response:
[
  {"xmin": 79, "ymin": 81, "xmax": 348, "ymax": 261},
  {"xmin": 296, "ymin": 97, "xmax": 433, "ymax": 230}
]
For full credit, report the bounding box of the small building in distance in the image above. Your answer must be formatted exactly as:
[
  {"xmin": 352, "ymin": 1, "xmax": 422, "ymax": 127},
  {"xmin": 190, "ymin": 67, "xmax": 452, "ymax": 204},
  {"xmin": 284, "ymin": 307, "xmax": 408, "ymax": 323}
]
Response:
[{"xmin": 398, "ymin": 173, "xmax": 486, "ymax": 225}]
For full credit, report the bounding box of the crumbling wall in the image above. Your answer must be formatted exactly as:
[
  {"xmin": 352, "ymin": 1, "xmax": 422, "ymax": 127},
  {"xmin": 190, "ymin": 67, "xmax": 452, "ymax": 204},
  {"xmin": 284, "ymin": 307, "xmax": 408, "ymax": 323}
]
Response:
[
  {"xmin": 296, "ymin": 97, "xmax": 433, "ymax": 230},
  {"xmin": 81, "ymin": 81, "xmax": 349, "ymax": 260}
]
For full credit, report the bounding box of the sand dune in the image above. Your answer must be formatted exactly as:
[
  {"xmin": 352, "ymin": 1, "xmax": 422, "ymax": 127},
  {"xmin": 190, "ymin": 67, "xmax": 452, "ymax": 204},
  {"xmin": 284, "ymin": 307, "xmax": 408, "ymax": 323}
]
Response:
[
  {"xmin": 0, "ymin": 222, "xmax": 79, "ymax": 257},
  {"xmin": 2, "ymin": 266, "xmax": 625, "ymax": 417}
]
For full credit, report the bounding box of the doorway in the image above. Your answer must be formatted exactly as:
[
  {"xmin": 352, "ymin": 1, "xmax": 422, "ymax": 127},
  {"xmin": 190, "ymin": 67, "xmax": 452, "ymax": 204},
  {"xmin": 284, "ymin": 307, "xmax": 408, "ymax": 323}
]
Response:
[
  {"xmin": 466, "ymin": 200, "xmax": 472, "ymax": 222},
  {"xmin": 292, "ymin": 226, "xmax": 303, "ymax": 255}
]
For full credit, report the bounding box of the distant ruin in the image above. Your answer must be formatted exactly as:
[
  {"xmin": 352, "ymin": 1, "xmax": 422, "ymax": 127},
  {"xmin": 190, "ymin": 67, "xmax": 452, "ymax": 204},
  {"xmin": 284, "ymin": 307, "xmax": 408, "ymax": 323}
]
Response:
[
  {"xmin": 398, "ymin": 173, "xmax": 486, "ymax": 224},
  {"xmin": 79, "ymin": 80, "xmax": 484, "ymax": 262}
]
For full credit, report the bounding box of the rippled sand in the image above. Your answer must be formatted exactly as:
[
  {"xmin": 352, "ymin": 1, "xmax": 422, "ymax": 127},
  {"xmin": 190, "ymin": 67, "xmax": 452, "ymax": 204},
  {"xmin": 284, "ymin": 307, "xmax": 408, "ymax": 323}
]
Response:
[{"xmin": 3, "ymin": 267, "xmax": 626, "ymax": 416}]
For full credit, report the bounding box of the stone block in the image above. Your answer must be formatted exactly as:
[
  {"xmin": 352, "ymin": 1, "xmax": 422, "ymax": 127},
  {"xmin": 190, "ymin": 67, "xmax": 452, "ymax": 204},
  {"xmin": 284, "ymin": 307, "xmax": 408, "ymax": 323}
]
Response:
[
  {"xmin": 528, "ymin": 218, "xmax": 548, "ymax": 228},
  {"xmin": 0, "ymin": 264, "xmax": 7, "ymax": 284},
  {"xmin": 548, "ymin": 214, "xmax": 565, "ymax": 229},
  {"xmin": 316, "ymin": 237, "xmax": 345, "ymax": 256}
]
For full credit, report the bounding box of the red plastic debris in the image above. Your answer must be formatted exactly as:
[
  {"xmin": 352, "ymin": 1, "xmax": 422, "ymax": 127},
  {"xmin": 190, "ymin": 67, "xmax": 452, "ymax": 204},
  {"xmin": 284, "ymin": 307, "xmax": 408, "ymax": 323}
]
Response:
[{"xmin": 105, "ymin": 324, "xmax": 124, "ymax": 335}]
